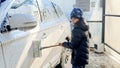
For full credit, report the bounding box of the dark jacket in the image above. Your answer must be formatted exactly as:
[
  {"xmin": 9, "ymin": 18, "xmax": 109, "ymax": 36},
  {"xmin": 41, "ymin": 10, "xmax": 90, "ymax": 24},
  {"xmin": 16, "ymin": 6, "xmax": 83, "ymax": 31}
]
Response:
[{"xmin": 62, "ymin": 19, "xmax": 89, "ymax": 66}]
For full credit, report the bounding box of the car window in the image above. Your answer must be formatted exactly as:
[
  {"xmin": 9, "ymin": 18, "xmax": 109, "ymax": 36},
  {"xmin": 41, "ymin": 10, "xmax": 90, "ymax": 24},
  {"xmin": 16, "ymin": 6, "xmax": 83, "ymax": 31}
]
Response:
[
  {"xmin": 7, "ymin": 0, "xmax": 41, "ymax": 31},
  {"xmin": 40, "ymin": 0, "xmax": 58, "ymax": 23},
  {"xmin": 10, "ymin": 0, "xmax": 41, "ymax": 22},
  {"xmin": 51, "ymin": 2, "xmax": 63, "ymax": 17}
]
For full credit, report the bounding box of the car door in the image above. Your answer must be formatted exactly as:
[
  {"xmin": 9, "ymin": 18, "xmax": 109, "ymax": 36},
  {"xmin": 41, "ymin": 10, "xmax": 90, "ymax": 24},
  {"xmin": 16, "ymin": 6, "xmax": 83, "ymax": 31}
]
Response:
[
  {"xmin": 51, "ymin": 2, "xmax": 72, "ymax": 68},
  {"xmin": 33, "ymin": 0, "xmax": 71, "ymax": 67},
  {"xmin": 0, "ymin": 0, "xmax": 43, "ymax": 68}
]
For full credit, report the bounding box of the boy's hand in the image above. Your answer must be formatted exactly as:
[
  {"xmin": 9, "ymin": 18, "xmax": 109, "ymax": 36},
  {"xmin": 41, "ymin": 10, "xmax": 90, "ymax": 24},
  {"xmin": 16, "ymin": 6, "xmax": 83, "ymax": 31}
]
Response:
[
  {"xmin": 58, "ymin": 43, "xmax": 63, "ymax": 46},
  {"xmin": 66, "ymin": 36, "xmax": 70, "ymax": 42}
]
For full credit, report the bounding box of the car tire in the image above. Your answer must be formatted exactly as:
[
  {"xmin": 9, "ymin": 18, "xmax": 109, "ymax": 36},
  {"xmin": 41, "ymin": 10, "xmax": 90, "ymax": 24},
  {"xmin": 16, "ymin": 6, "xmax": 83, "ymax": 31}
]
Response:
[{"xmin": 55, "ymin": 63, "xmax": 62, "ymax": 68}]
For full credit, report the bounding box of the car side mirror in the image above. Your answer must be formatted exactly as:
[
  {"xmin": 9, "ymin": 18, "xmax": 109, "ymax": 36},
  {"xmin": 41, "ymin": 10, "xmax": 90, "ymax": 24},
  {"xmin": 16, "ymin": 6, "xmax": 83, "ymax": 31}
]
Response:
[{"xmin": 8, "ymin": 14, "xmax": 37, "ymax": 30}]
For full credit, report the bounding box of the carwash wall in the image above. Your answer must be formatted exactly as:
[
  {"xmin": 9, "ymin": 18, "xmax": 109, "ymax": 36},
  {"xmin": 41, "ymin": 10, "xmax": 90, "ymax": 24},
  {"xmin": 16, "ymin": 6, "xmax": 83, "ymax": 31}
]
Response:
[{"xmin": 103, "ymin": 0, "xmax": 120, "ymax": 61}]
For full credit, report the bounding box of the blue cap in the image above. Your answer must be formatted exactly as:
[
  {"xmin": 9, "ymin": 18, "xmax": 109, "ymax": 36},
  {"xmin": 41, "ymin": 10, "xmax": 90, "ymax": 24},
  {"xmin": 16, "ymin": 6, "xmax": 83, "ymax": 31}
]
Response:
[{"xmin": 70, "ymin": 8, "xmax": 83, "ymax": 19}]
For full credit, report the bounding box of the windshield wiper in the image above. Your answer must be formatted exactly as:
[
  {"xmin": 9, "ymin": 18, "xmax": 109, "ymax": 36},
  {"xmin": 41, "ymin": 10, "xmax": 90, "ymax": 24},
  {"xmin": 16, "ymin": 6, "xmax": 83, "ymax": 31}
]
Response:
[{"xmin": 11, "ymin": 0, "xmax": 33, "ymax": 9}]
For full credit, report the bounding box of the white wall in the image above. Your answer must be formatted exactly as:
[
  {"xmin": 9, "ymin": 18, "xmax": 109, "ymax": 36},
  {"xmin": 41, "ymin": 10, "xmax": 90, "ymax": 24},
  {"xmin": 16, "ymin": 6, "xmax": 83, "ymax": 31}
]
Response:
[{"xmin": 105, "ymin": 0, "xmax": 120, "ymax": 61}]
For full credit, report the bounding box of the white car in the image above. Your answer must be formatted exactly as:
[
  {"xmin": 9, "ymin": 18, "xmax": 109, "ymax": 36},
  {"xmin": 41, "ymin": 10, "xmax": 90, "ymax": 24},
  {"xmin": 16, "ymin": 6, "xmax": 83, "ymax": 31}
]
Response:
[{"xmin": 0, "ymin": 0, "xmax": 71, "ymax": 68}]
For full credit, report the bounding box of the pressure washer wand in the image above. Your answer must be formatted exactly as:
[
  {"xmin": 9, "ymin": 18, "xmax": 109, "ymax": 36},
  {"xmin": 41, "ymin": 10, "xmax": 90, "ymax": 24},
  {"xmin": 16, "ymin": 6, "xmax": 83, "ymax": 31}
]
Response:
[
  {"xmin": 40, "ymin": 37, "xmax": 70, "ymax": 50},
  {"xmin": 40, "ymin": 45, "xmax": 60, "ymax": 50}
]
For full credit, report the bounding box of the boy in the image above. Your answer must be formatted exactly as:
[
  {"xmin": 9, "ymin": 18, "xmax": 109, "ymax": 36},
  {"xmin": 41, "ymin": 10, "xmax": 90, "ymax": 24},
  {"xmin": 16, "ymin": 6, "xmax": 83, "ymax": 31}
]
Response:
[{"xmin": 59, "ymin": 8, "xmax": 89, "ymax": 68}]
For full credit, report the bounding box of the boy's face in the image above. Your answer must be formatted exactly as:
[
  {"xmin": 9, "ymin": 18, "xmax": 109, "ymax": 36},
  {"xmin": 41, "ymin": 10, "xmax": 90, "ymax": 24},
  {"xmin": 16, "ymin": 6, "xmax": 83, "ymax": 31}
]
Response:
[{"xmin": 71, "ymin": 17, "xmax": 79, "ymax": 24}]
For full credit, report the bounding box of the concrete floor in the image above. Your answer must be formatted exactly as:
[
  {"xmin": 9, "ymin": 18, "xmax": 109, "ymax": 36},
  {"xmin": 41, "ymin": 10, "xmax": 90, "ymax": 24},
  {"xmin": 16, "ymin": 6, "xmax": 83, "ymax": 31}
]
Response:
[
  {"xmin": 31, "ymin": 49, "xmax": 120, "ymax": 68},
  {"xmin": 86, "ymin": 51, "xmax": 120, "ymax": 68}
]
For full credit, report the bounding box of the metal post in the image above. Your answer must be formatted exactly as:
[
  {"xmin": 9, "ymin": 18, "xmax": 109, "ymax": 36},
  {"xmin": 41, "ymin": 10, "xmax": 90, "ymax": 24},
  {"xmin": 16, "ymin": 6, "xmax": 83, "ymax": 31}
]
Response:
[{"xmin": 102, "ymin": 0, "xmax": 106, "ymax": 43}]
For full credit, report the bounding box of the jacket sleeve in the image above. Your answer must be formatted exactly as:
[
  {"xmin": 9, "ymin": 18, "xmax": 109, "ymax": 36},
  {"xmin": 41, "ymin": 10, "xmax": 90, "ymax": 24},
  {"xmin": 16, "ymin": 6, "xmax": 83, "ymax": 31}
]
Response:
[{"xmin": 62, "ymin": 29, "xmax": 82, "ymax": 49}]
